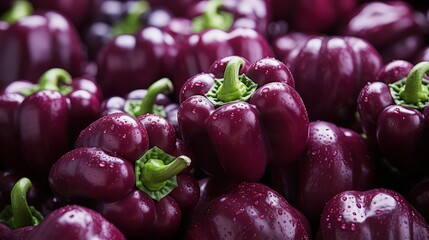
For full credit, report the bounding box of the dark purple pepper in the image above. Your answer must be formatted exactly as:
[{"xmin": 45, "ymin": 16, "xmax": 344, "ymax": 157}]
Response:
[
  {"xmin": 170, "ymin": 175, "xmax": 200, "ymax": 213},
  {"xmin": 358, "ymin": 62, "xmax": 429, "ymax": 174},
  {"xmin": 0, "ymin": 69, "xmax": 102, "ymax": 179},
  {"xmin": 26, "ymin": 205, "xmax": 126, "ymax": 240},
  {"xmin": 0, "ymin": 6, "xmax": 85, "ymax": 88},
  {"xmin": 101, "ymin": 78, "xmax": 180, "ymax": 134},
  {"xmin": 185, "ymin": 182, "xmax": 312, "ymax": 240},
  {"xmin": 319, "ymin": 189, "xmax": 429, "ymax": 239},
  {"xmin": 297, "ymin": 121, "xmax": 374, "ymax": 227},
  {"xmin": 178, "ymin": 56, "xmax": 308, "ymax": 181},
  {"xmin": 96, "ymin": 26, "xmax": 178, "ymax": 97},
  {"xmin": 283, "ymin": 35, "xmax": 382, "ymax": 126},
  {"xmin": 18, "ymin": 90, "xmax": 69, "ymax": 178},
  {"xmin": 339, "ymin": 1, "xmax": 425, "ymax": 62}
]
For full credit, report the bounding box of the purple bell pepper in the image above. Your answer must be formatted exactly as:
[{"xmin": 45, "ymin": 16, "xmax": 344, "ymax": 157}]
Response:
[
  {"xmin": 319, "ymin": 189, "xmax": 429, "ymax": 239},
  {"xmin": 49, "ymin": 112, "xmax": 199, "ymax": 239},
  {"xmin": 0, "ymin": 0, "xmax": 85, "ymax": 88},
  {"xmin": 357, "ymin": 62, "xmax": 429, "ymax": 175},
  {"xmin": 297, "ymin": 121, "xmax": 375, "ymax": 227},
  {"xmin": 339, "ymin": 1, "xmax": 425, "ymax": 62},
  {"xmin": 96, "ymin": 26, "xmax": 178, "ymax": 97},
  {"xmin": 281, "ymin": 35, "xmax": 383, "ymax": 126},
  {"xmin": 26, "ymin": 205, "xmax": 126, "ymax": 240},
  {"xmin": 185, "ymin": 182, "xmax": 312, "ymax": 240},
  {"xmin": 0, "ymin": 69, "xmax": 102, "ymax": 179},
  {"xmin": 269, "ymin": 0, "xmax": 357, "ymax": 33},
  {"xmin": 178, "ymin": 56, "xmax": 308, "ymax": 182},
  {"xmin": 101, "ymin": 78, "xmax": 180, "ymax": 136}
]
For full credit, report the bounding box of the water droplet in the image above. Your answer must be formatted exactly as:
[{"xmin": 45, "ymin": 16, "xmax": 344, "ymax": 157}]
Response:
[
  {"xmin": 350, "ymin": 223, "xmax": 356, "ymax": 231},
  {"xmin": 259, "ymin": 214, "xmax": 265, "ymax": 219},
  {"xmin": 337, "ymin": 215, "xmax": 343, "ymax": 222},
  {"xmin": 278, "ymin": 209, "xmax": 283, "ymax": 215},
  {"xmin": 363, "ymin": 96, "xmax": 369, "ymax": 103},
  {"xmin": 393, "ymin": 107, "xmax": 400, "ymax": 114},
  {"xmin": 99, "ymin": 162, "xmax": 106, "ymax": 167},
  {"xmin": 375, "ymin": 210, "xmax": 383, "ymax": 214},
  {"xmin": 341, "ymin": 223, "xmax": 346, "ymax": 230},
  {"xmin": 342, "ymin": 197, "xmax": 347, "ymax": 201}
]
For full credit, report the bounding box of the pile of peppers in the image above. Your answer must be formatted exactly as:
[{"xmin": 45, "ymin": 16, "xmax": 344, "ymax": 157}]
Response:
[{"xmin": 2, "ymin": 0, "xmax": 429, "ymax": 239}]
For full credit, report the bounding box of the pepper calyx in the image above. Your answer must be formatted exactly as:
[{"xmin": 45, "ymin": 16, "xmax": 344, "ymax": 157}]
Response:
[
  {"xmin": 135, "ymin": 147, "xmax": 191, "ymax": 201},
  {"xmin": 205, "ymin": 57, "xmax": 257, "ymax": 107},
  {"xmin": 389, "ymin": 62, "xmax": 429, "ymax": 109}
]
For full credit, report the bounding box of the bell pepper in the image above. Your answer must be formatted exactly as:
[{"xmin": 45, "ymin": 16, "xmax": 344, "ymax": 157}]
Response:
[
  {"xmin": 357, "ymin": 62, "xmax": 429, "ymax": 175},
  {"xmin": 296, "ymin": 121, "xmax": 375, "ymax": 227},
  {"xmin": 0, "ymin": 178, "xmax": 44, "ymax": 240},
  {"xmin": 49, "ymin": 111, "xmax": 199, "ymax": 239},
  {"xmin": 26, "ymin": 205, "xmax": 126, "ymax": 240},
  {"xmin": 96, "ymin": 25, "xmax": 178, "ymax": 97},
  {"xmin": 185, "ymin": 182, "xmax": 312, "ymax": 240},
  {"xmin": 0, "ymin": 0, "xmax": 85, "ymax": 88},
  {"xmin": 281, "ymin": 35, "xmax": 382, "ymax": 126},
  {"xmin": 339, "ymin": 1, "xmax": 425, "ymax": 62},
  {"xmin": 0, "ymin": 69, "xmax": 102, "ymax": 179},
  {"xmin": 178, "ymin": 56, "xmax": 308, "ymax": 182},
  {"xmin": 101, "ymin": 78, "xmax": 180, "ymax": 136},
  {"xmin": 319, "ymin": 189, "xmax": 429, "ymax": 239},
  {"xmin": 269, "ymin": 0, "xmax": 357, "ymax": 33}
]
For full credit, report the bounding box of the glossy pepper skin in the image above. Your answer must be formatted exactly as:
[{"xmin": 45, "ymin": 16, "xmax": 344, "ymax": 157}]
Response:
[
  {"xmin": 357, "ymin": 62, "xmax": 429, "ymax": 175},
  {"xmin": 185, "ymin": 182, "xmax": 312, "ymax": 240},
  {"xmin": 297, "ymin": 121, "xmax": 374, "ymax": 227},
  {"xmin": 269, "ymin": 0, "xmax": 357, "ymax": 33},
  {"xmin": 319, "ymin": 189, "xmax": 429, "ymax": 239},
  {"xmin": 26, "ymin": 205, "xmax": 126, "ymax": 240},
  {"xmin": 281, "ymin": 35, "xmax": 382, "ymax": 126},
  {"xmin": 178, "ymin": 56, "xmax": 308, "ymax": 182},
  {"xmin": 96, "ymin": 26, "xmax": 178, "ymax": 97},
  {"xmin": 49, "ymin": 112, "xmax": 199, "ymax": 239},
  {"xmin": 408, "ymin": 177, "xmax": 429, "ymax": 223},
  {"xmin": 0, "ymin": 69, "xmax": 101, "ymax": 178},
  {"xmin": 339, "ymin": 1, "xmax": 425, "ymax": 63},
  {"xmin": 0, "ymin": 1, "xmax": 85, "ymax": 88}
]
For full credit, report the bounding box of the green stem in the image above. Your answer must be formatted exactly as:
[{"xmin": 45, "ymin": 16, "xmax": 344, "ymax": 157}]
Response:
[
  {"xmin": 140, "ymin": 156, "xmax": 191, "ymax": 192},
  {"xmin": 0, "ymin": 178, "xmax": 44, "ymax": 229},
  {"xmin": 10, "ymin": 178, "xmax": 34, "ymax": 228},
  {"xmin": 136, "ymin": 78, "xmax": 173, "ymax": 116},
  {"xmin": 216, "ymin": 57, "xmax": 247, "ymax": 102},
  {"xmin": 111, "ymin": 1, "xmax": 149, "ymax": 36},
  {"xmin": 399, "ymin": 62, "xmax": 429, "ymax": 104},
  {"xmin": 0, "ymin": 0, "xmax": 33, "ymax": 24},
  {"xmin": 192, "ymin": 0, "xmax": 233, "ymax": 33},
  {"xmin": 21, "ymin": 68, "xmax": 73, "ymax": 96}
]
